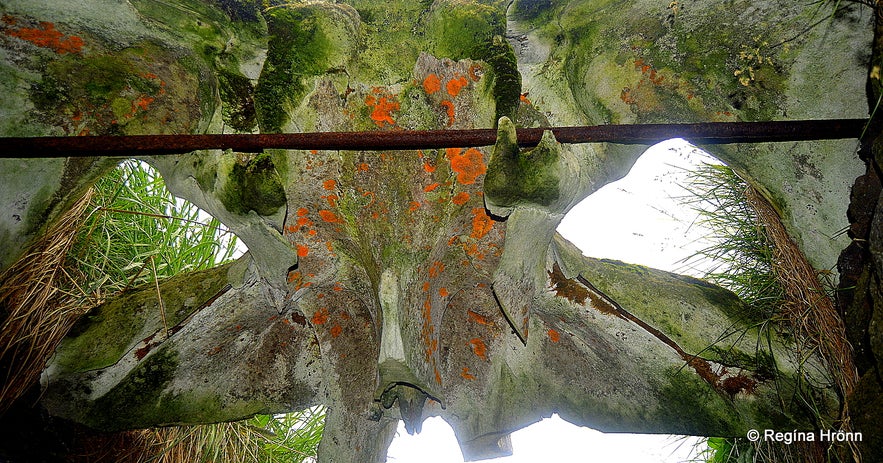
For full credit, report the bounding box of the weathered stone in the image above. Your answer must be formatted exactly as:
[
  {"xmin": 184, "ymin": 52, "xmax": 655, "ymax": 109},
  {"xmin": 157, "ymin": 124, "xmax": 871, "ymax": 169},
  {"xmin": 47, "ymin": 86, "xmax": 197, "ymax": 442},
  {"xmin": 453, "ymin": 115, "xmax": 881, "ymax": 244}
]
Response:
[{"xmin": 0, "ymin": 0, "xmax": 874, "ymax": 461}]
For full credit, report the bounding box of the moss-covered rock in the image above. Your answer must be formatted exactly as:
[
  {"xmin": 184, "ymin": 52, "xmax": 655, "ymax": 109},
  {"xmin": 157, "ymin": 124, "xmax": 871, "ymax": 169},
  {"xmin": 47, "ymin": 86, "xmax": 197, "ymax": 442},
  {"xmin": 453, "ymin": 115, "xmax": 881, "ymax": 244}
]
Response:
[
  {"xmin": 219, "ymin": 153, "xmax": 286, "ymax": 216},
  {"xmin": 1, "ymin": 1, "xmax": 871, "ymax": 461},
  {"xmin": 52, "ymin": 264, "xmax": 231, "ymax": 375},
  {"xmin": 426, "ymin": 1, "xmax": 520, "ymax": 121},
  {"xmin": 484, "ymin": 117, "xmax": 561, "ymax": 209},
  {"xmin": 218, "ymin": 69, "xmax": 257, "ymax": 131}
]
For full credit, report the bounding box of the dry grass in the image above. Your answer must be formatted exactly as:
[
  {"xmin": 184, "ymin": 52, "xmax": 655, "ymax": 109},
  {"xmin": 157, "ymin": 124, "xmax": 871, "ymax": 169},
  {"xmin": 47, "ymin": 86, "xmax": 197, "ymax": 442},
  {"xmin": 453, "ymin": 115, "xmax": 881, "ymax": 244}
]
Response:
[
  {"xmin": 0, "ymin": 189, "xmax": 95, "ymax": 413},
  {"xmin": 69, "ymin": 423, "xmax": 266, "ymax": 463},
  {"xmin": 745, "ymin": 187, "xmax": 860, "ymax": 463},
  {"xmin": 67, "ymin": 417, "xmax": 324, "ymax": 463}
]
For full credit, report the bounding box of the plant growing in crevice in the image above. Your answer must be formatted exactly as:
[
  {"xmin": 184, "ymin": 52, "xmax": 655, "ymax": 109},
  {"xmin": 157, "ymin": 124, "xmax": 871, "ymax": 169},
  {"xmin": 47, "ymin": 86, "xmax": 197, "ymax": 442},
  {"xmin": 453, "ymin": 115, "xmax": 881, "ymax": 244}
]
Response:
[{"xmin": 677, "ymin": 162, "xmax": 858, "ymax": 463}]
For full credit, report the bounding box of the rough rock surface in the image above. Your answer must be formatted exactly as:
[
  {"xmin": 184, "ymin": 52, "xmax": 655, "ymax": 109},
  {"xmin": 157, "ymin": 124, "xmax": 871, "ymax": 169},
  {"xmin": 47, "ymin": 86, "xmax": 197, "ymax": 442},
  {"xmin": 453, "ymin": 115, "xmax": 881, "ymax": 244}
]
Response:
[{"xmin": 0, "ymin": 0, "xmax": 875, "ymax": 461}]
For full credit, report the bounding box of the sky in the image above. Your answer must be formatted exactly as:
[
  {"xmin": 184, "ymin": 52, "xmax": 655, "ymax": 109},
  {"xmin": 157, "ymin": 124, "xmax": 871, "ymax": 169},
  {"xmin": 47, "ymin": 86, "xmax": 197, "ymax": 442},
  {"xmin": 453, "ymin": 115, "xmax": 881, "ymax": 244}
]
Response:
[{"xmin": 386, "ymin": 139, "xmax": 718, "ymax": 463}]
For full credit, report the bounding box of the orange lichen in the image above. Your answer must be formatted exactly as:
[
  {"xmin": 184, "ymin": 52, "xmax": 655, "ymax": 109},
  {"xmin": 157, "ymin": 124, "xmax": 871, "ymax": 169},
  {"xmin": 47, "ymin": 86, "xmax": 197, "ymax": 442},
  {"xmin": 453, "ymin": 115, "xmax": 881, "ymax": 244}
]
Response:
[
  {"xmin": 297, "ymin": 207, "xmax": 309, "ymax": 217},
  {"xmin": 423, "ymin": 73, "xmax": 441, "ymax": 94},
  {"xmin": 468, "ymin": 63, "xmax": 483, "ymax": 81},
  {"xmin": 440, "ymin": 100, "xmax": 456, "ymax": 126},
  {"xmin": 467, "ymin": 310, "xmax": 493, "ymax": 326},
  {"xmin": 287, "ymin": 271, "xmax": 302, "ymax": 284},
  {"xmin": 451, "ymin": 191, "xmax": 470, "ymax": 206},
  {"xmin": 648, "ymin": 69, "xmax": 664, "ymax": 85},
  {"xmin": 469, "ymin": 338, "xmax": 487, "ymax": 360},
  {"xmin": 324, "ymin": 194, "xmax": 339, "ymax": 207},
  {"xmin": 323, "ymin": 179, "xmax": 337, "ymax": 190},
  {"xmin": 547, "ymin": 329, "xmax": 560, "ymax": 343},
  {"xmin": 134, "ymin": 95, "xmax": 154, "ymax": 111},
  {"xmin": 423, "ymin": 162, "xmax": 436, "ymax": 173},
  {"xmin": 365, "ymin": 92, "xmax": 399, "ymax": 127},
  {"xmin": 311, "ymin": 308, "xmax": 329, "ymax": 325},
  {"xmin": 460, "ymin": 367, "xmax": 476, "ymax": 381},
  {"xmin": 424, "ymin": 182, "xmax": 441, "ymax": 192},
  {"xmin": 296, "ymin": 244, "xmax": 309, "ymax": 258},
  {"xmin": 319, "ymin": 209, "xmax": 343, "ymax": 223},
  {"xmin": 446, "ymin": 75, "xmax": 469, "ymax": 97},
  {"xmin": 720, "ymin": 374, "xmax": 756, "ymax": 397},
  {"xmin": 447, "ymin": 148, "xmax": 486, "ymax": 185},
  {"xmin": 428, "ymin": 261, "xmax": 445, "ymax": 278},
  {"xmin": 470, "ymin": 208, "xmax": 494, "ymax": 240},
  {"xmin": 330, "ymin": 324, "xmax": 342, "ymax": 338},
  {"xmin": 4, "ymin": 20, "xmax": 84, "ymax": 54},
  {"xmin": 547, "ymin": 263, "xmax": 589, "ymax": 305},
  {"xmin": 362, "ymin": 191, "xmax": 376, "ymax": 207},
  {"xmin": 520, "ymin": 93, "xmax": 531, "ymax": 105},
  {"xmin": 620, "ymin": 87, "xmax": 636, "ymax": 105},
  {"xmin": 358, "ymin": 163, "xmax": 370, "ymax": 172},
  {"xmin": 295, "ymin": 217, "xmax": 310, "ymax": 229},
  {"xmin": 409, "ymin": 201, "xmax": 422, "ymax": 212},
  {"xmin": 438, "ymin": 287, "xmax": 449, "ymax": 298}
]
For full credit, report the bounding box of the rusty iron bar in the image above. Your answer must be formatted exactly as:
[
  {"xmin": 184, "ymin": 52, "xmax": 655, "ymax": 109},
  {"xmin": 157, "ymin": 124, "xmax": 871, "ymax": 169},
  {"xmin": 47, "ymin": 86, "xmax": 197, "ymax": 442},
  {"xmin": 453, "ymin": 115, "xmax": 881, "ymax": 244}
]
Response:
[{"xmin": 0, "ymin": 119, "xmax": 868, "ymax": 158}]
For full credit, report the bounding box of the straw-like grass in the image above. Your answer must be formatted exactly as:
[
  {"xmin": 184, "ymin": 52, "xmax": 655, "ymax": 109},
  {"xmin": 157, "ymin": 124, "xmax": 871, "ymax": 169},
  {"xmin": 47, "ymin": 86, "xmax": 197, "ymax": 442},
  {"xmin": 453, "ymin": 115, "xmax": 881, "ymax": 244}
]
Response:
[
  {"xmin": 746, "ymin": 187, "xmax": 859, "ymax": 463},
  {"xmin": 67, "ymin": 406, "xmax": 327, "ymax": 463},
  {"xmin": 0, "ymin": 189, "xmax": 94, "ymax": 413},
  {"xmin": 680, "ymin": 162, "xmax": 859, "ymax": 463}
]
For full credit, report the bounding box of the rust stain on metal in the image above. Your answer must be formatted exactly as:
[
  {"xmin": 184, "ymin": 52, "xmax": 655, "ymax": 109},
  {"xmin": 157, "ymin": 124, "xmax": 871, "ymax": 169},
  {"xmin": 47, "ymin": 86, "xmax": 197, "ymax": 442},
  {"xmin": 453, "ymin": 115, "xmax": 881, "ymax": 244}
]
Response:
[{"xmin": 0, "ymin": 119, "xmax": 868, "ymax": 158}]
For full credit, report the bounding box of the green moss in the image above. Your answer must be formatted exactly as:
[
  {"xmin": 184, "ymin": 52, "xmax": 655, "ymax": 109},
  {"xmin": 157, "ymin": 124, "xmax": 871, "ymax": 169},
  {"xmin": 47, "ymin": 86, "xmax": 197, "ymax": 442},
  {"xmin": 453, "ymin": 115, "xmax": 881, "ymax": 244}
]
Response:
[
  {"xmin": 218, "ymin": 69, "xmax": 257, "ymax": 132},
  {"xmin": 129, "ymin": 0, "xmax": 231, "ymax": 57},
  {"xmin": 83, "ymin": 343, "xmax": 265, "ymax": 429},
  {"xmin": 55, "ymin": 265, "xmax": 231, "ymax": 374},
  {"xmin": 707, "ymin": 346, "xmax": 777, "ymax": 380},
  {"xmin": 28, "ymin": 39, "xmax": 206, "ymax": 135},
  {"xmin": 485, "ymin": 119, "xmax": 560, "ymax": 207},
  {"xmin": 426, "ymin": 2, "xmax": 521, "ymax": 122},
  {"xmin": 31, "ymin": 54, "xmax": 133, "ymax": 114},
  {"xmin": 170, "ymin": 390, "xmax": 265, "ymax": 424},
  {"xmin": 209, "ymin": 0, "xmax": 262, "ymax": 22},
  {"xmin": 511, "ymin": 0, "xmax": 560, "ymax": 24},
  {"xmin": 88, "ymin": 347, "xmax": 179, "ymax": 430},
  {"xmin": 481, "ymin": 37, "xmax": 522, "ymax": 122},
  {"xmin": 658, "ymin": 367, "xmax": 740, "ymax": 436},
  {"xmin": 255, "ymin": 6, "xmax": 332, "ymax": 132},
  {"xmin": 220, "ymin": 153, "xmax": 287, "ymax": 216}
]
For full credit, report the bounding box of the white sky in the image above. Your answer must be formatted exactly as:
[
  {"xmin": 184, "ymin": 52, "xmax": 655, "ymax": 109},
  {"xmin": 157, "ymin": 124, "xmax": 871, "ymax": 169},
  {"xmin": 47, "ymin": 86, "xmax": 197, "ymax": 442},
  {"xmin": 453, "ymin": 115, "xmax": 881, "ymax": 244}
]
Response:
[{"xmin": 386, "ymin": 139, "xmax": 718, "ymax": 463}]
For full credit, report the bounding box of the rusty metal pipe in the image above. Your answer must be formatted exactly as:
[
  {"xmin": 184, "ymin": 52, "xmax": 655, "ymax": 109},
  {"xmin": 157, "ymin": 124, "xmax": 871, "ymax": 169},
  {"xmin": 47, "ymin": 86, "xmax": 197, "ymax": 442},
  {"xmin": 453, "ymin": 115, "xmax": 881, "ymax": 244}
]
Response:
[{"xmin": 0, "ymin": 119, "xmax": 868, "ymax": 158}]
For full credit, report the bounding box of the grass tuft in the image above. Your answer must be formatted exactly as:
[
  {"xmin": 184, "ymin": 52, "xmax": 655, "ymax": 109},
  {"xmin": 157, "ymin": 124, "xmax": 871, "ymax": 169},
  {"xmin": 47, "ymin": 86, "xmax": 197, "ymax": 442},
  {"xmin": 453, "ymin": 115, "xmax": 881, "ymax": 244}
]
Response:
[
  {"xmin": 0, "ymin": 189, "xmax": 94, "ymax": 413},
  {"xmin": 678, "ymin": 162, "xmax": 859, "ymax": 463}
]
